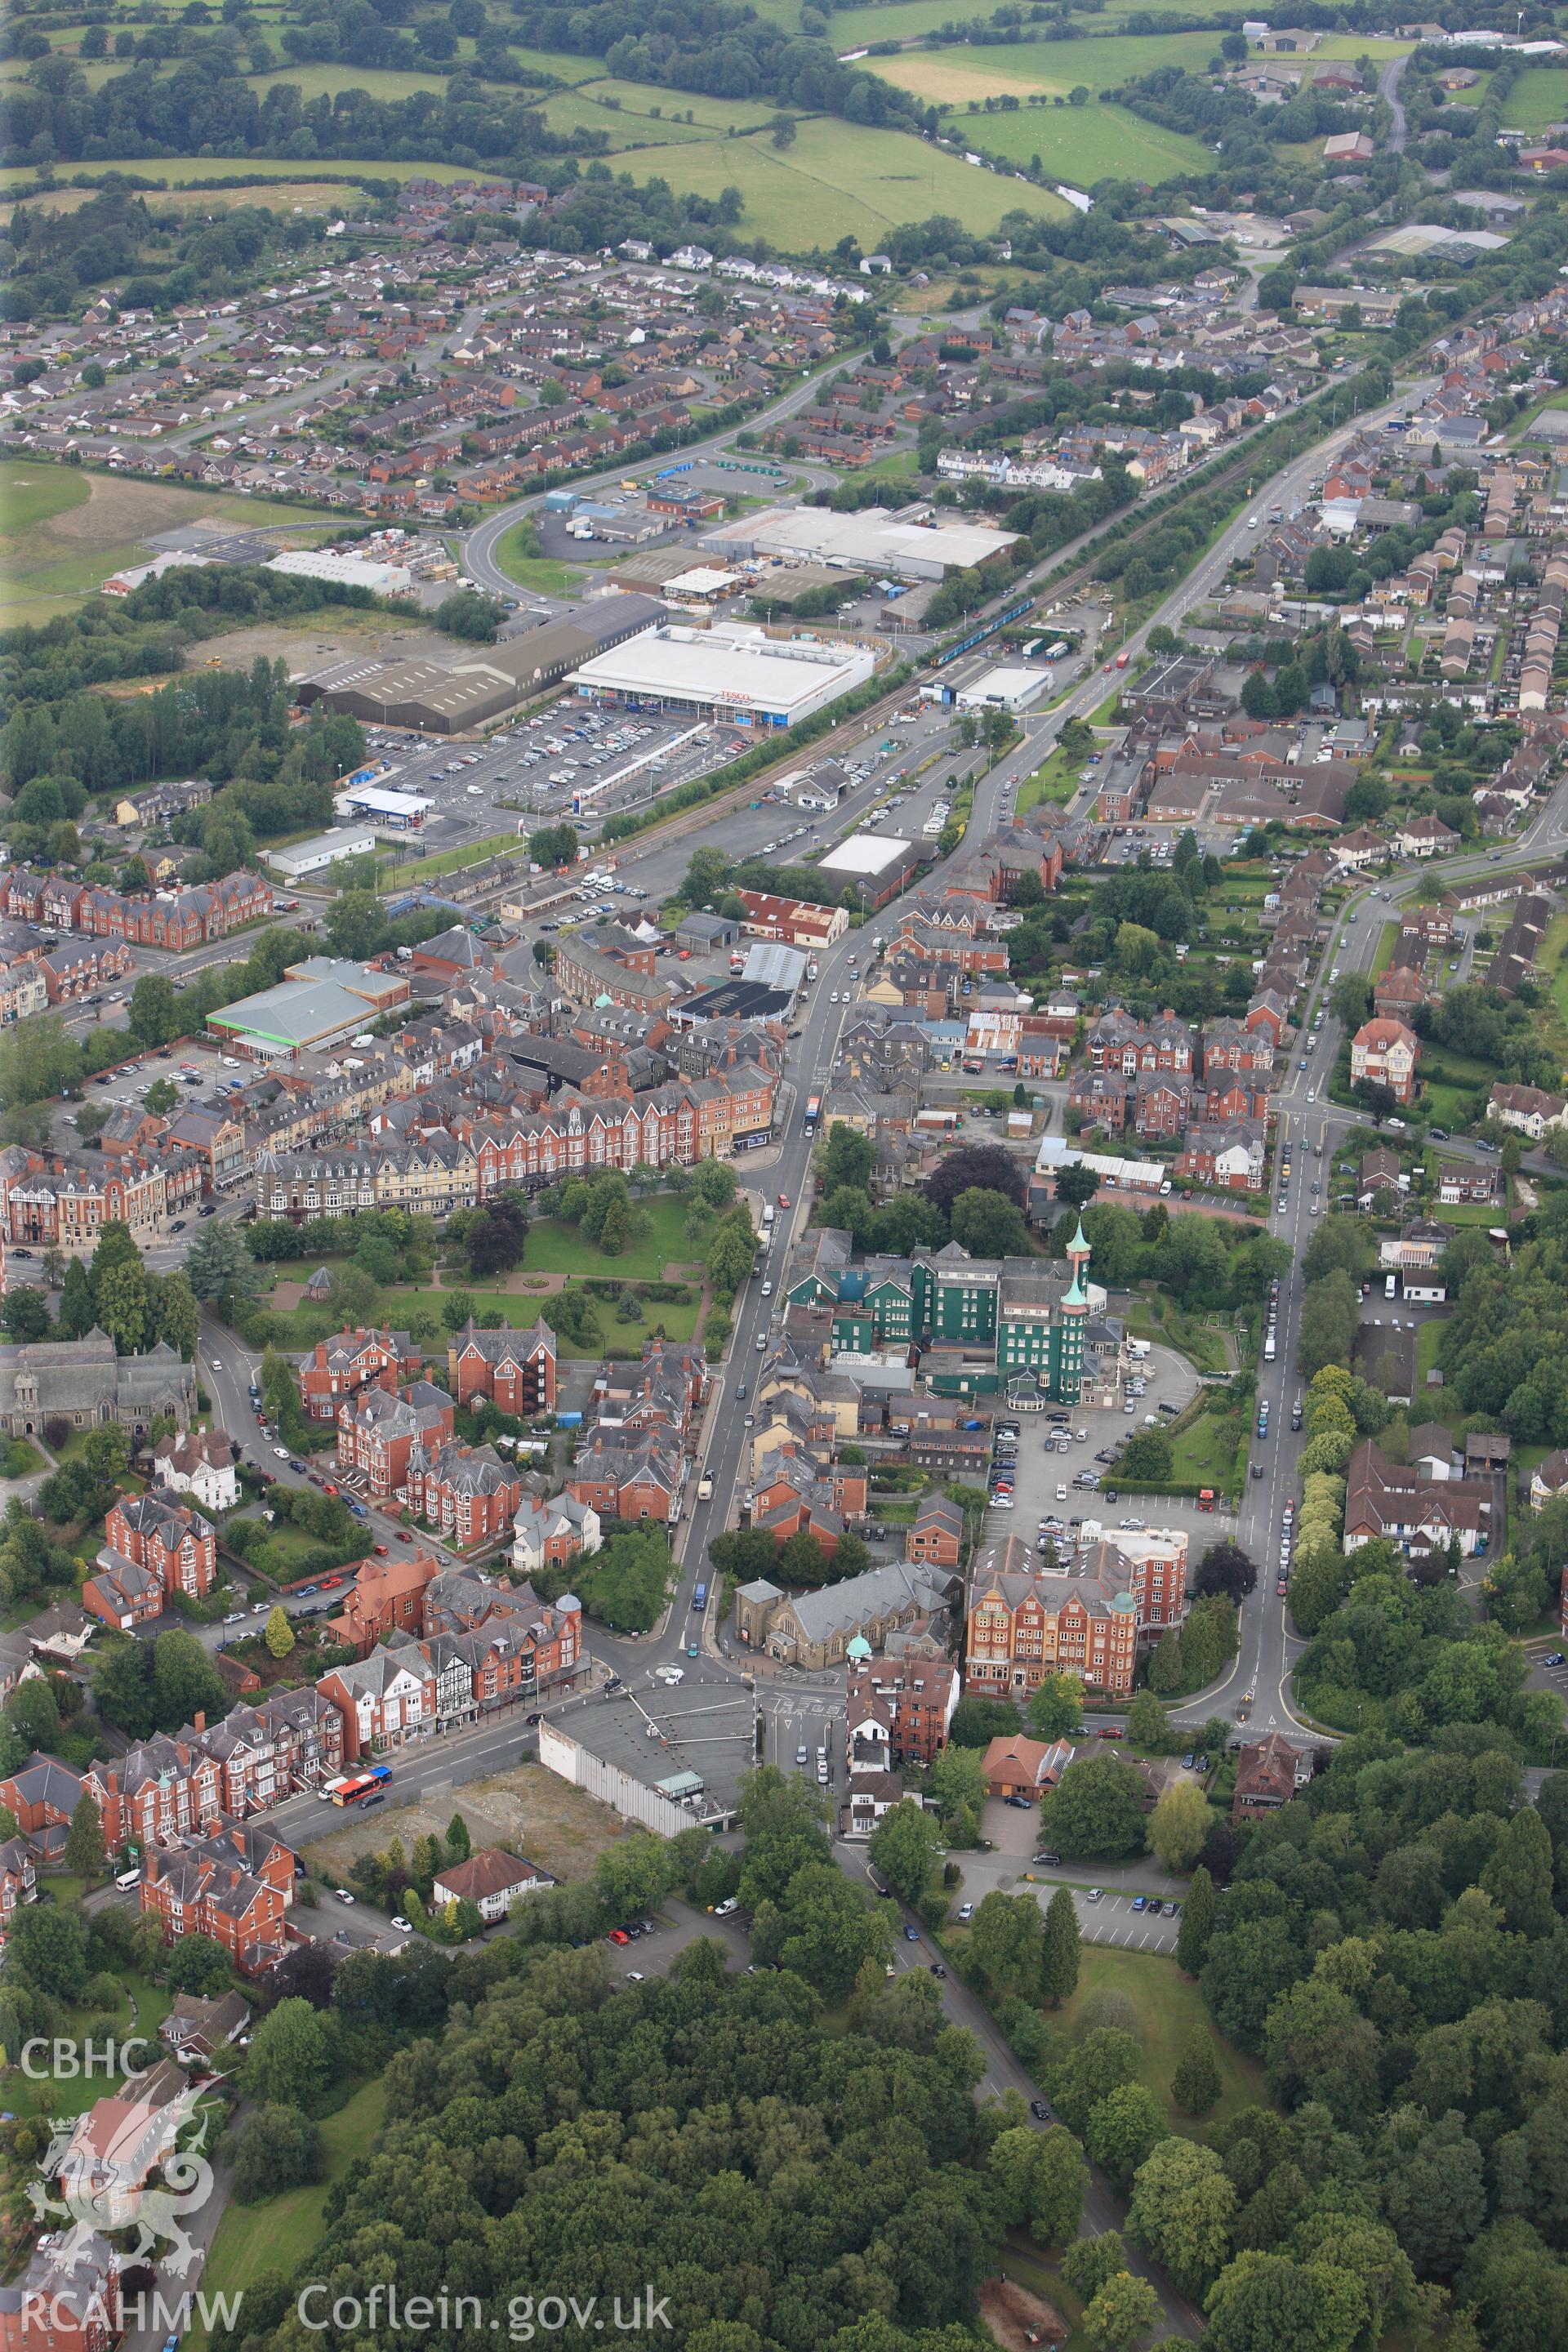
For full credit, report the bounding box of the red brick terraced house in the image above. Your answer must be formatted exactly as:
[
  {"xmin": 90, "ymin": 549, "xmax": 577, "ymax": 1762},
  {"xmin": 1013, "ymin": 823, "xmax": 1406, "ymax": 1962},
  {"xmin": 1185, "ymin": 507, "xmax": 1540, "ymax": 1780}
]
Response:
[
  {"xmin": 316, "ymin": 1642, "xmax": 438, "ymax": 1760},
  {"xmin": 96, "ymin": 1490, "xmax": 217, "ymax": 1608},
  {"xmin": 336, "ymin": 1379, "xmax": 456, "ymax": 1499},
  {"xmin": 447, "ymin": 1316, "xmax": 556, "ymax": 1414},
  {"xmin": 327, "ymin": 1550, "xmax": 443, "ymax": 1656},
  {"xmin": 140, "ymin": 1820, "xmax": 298, "ymax": 1975},
  {"xmin": 299, "ymin": 1325, "xmax": 421, "ymax": 1423},
  {"xmin": 403, "ymin": 1440, "xmax": 525, "ymax": 1544},
  {"xmin": 844, "ymin": 1656, "xmax": 959, "ymax": 1767},
  {"xmin": 564, "ymin": 1431, "xmax": 684, "ymax": 1522}
]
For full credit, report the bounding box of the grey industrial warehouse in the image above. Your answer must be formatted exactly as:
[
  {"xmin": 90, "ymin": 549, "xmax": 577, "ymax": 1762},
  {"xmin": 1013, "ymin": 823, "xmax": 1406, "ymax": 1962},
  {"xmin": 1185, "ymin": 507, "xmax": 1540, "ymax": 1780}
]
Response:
[
  {"xmin": 566, "ymin": 621, "xmax": 877, "ymax": 728},
  {"xmin": 295, "ymin": 595, "xmax": 666, "ymax": 733},
  {"xmin": 700, "ymin": 507, "xmax": 1022, "ymax": 581}
]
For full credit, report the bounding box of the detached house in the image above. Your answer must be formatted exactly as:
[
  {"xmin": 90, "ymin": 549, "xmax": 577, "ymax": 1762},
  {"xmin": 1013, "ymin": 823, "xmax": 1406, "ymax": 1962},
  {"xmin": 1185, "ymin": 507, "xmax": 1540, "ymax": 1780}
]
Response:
[{"xmin": 1351, "ymin": 1018, "xmax": 1418, "ymax": 1104}]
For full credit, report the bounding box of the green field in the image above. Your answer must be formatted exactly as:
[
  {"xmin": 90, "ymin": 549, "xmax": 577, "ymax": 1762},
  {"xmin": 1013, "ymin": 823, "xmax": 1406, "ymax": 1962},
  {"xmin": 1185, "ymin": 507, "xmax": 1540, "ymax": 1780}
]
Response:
[
  {"xmin": 0, "ymin": 155, "xmax": 515, "ymax": 195},
  {"xmin": 1036, "ymin": 1944, "xmax": 1265, "ymax": 2134},
  {"xmin": 0, "ymin": 461, "xmax": 336, "ymax": 626},
  {"xmin": 867, "ymin": 31, "xmax": 1235, "ymax": 106},
  {"xmin": 929, "ymin": 96, "xmax": 1208, "ymax": 184},
  {"xmin": 186, "ymin": 2081, "xmax": 389, "ymax": 2352},
  {"xmin": 526, "ymin": 1195, "xmax": 701, "ymax": 1283},
  {"xmin": 1501, "ymin": 66, "xmax": 1568, "ymax": 131},
  {"xmin": 491, "ymin": 520, "xmax": 599, "ymax": 599},
  {"xmin": 605, "ymin": 112, "xmax": 1068, "ymax": 243}
]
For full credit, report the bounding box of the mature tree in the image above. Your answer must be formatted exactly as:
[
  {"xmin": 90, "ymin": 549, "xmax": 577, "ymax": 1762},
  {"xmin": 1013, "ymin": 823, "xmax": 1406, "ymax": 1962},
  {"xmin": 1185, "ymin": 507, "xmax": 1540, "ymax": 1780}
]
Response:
[
  {"xmin": 1172, "ymin": 2029, "xmax": 1222, "ymax": 2116},
  {"xmin": 819, "ymin": 1122, "xmax": 875, "ymax": 1193},
  {"xmin": 1148, "ymin": 1628, "xmax": 1186, "ymax": 1694},
  {"xmin": 950, "ymin": 1187, "xmax": 1030, "ymax": 1258},
  {"xmin": 1040, "ymin": 1754, "xmax": 1148, "ymax": 1861},
  {"xmin": 63, "ymin": 1792, "xmax": 106, "ymax": 1882},
  {"xmin": 1127, "ymin": 1688, "xmax": 1172, "ymax": 1753},
  {"xmin": 1052, "ymin": 2028, "xmax": 1143, "ymax": 2136},
  {"xmin": 7, "ymin": 1903, "xmax": 87, "ymax": 1998},
  {"xmin": 150, "ymin": 1630, "xmax": 228, "ymax": 1736},
  {"xmin": 1030, "ymin": 2126, "xmax": 1089, "ymax": 2248},
  {"xmin": 1127, "ymin": 2135, "xmax": 1238, "ymax": 2298},
  {"xmin": 7, "ymin": 1677, "xmax": 59, "ymax": 1750},
  {"xmin": 265, "ymin": 1606, "xmax": 296, "ymax": 1659},
  {"xmin": 1120, "ymin": 1428, "xmax": 1174, "ymax": 1481},
  {"xmin": 1083, "ymin": 2268, "xmax": 1161, "ymax": 2352},
  {"xmin": 183, "ymin": 1220, "xmax": 263, "ymax": 1317},
  {"xmin": 243, "ymin": 1996, "xmax": 336, "ymax": 2110},
  {"xmin": 1205, "ymin": 2252, "xmax": 1366, "ymax": 2352},
  {"xmin": 968, "ymin": 1891, "xmax": 1044, "ymax": 2000},
  {"xmin": 594, "ymin": 1829, "xmax": 675, "ymax": 1921},
  {"xmin": 1040, "ymin": 1883, "xmax": 1080, "ymax": 2006},
  {"xmin": 1196, "ymin": 1543, "xmax": 1258, "ymax": 1606},
  {"xmin": 1027, "ymin": 1673, "xmax": 1085, "ymax": 1740},
  {"xmin": 925, "ymin": 1142, "xmax": 1027, "ymax": 1214},
  {"xmin": 164, "ymin": 1931, "xmax": 234, "ymax": 1997},
  {"xmin": 1479, "ymin": 1805, "xmax": 1555, "ymax": 1938},
  {"xmin": 1055, "ymin": 1163, "xmax": 1102, "ymax": 1212},
  {"xmin": 1063, "ymin": 2233, "xmax": 1134, "ymax": 2308},
  {"xmin": 1150, "ymin": 1783, "xmax": 1213, "ymax": 1875},
  {"xmin": 1085, "ymin": 2082, "xmax": 1170, "ymax": 2189},
  {"xmin": 231, "ymin": 2103, "xmax": 323, "ymax": 2205},
  {"xmin": 1381, "ymin": 2111, "xmax": 1489, "ymax": 2279},
  {"xmin": 868, "ymin": 1800, "xmax": 942, "ymax": 1905}
]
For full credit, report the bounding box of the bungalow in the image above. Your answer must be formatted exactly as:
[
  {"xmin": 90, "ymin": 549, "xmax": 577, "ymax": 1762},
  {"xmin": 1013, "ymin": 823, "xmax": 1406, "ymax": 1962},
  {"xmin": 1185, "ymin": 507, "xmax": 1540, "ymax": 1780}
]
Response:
[{"xmin": 430, "ymin": 1846, "xmax": 551, "ymax": 1922}]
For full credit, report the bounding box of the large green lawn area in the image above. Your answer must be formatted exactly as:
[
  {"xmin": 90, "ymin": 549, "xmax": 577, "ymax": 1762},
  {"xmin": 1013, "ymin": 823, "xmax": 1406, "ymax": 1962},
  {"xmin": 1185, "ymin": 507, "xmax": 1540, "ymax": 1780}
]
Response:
[
  {"xmin": 265, "ymin": 1195, "xmax": 706, "ymax": 1354},
  {"xmin": 186, "ymin": 2079, "xmax": 389, "ymax": 2352},
  {"xmin": 1058, "ymin": 1945, "xmax": 1265, "ymax": 2132},
  {"xmin": 1500, "ymin": 66, "xmax": 1568, "ymax": 131},
  {"xmin": 526, "ymin": 1194, "xmax": 702, "ymax": 1282},
  {"xmin": 599, "ymin": 113, "xmax": 1069, "ymax": 245},
  {"xmin": 933, "ymin": 96, "xmax": 1208, "ymax": 185}
]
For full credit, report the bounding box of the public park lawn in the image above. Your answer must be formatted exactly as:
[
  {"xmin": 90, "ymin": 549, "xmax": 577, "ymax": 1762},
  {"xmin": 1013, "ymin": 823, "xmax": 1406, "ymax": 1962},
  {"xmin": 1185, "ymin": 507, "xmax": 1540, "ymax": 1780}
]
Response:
[{"xmin": 1052, "ymin": 1944, "xmax": 1266, "ymax": 2136}]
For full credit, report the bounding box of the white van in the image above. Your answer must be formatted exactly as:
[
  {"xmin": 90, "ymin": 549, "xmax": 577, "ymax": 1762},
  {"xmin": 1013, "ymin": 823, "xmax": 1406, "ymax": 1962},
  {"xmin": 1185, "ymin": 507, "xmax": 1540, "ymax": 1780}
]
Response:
[{"xmin": 114, "ymin": 1867, "xmax": 141, "ymax": 1891}]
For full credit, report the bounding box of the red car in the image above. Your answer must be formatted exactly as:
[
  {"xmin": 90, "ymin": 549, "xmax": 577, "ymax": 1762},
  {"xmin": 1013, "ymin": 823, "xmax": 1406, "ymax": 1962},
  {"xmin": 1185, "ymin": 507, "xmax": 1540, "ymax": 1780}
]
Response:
[
  {"xmin": 777, "ymin": 1192, "xmax": 791, "ymax": 1209},
  {"xmin": 1098, "ymin": 1726, "xmax": 1125, "ymax": 1740},
  {"xmin": 608, "ymin": 1928, "xmax": 630, "ymax": 1946},
  {"xmin": 395, "ymin": 1530, "xmax": 412, "ymax": 1543},
  {"xmin": 323, "ymin": 1483, "xmax": 338, "ymax": 1496},
  {"xmin": 372, "ymin": 1544, "xmax": 389, "ymax": 1557},
  {"xmin": 320, "ymin": 1575, "xmax": 343, "ymax": 1588}
]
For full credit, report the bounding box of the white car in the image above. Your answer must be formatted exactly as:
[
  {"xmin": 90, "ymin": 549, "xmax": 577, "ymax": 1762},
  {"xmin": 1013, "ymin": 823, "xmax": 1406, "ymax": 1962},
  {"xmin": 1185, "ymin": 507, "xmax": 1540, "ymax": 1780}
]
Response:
[
  {"xmin": 390, "ymin": 1916, "xmax": 412, "ymax": 1933},
  {"xmin": 334, "ymin": 1888, "xmax": 355, "ymax": 1905},
  {"xmin": 626, "ymin": 1970, "xmax": 645, "ymax": 1983},
  {"xmin": 273, "ymin": 1446, "xmax": 290, "ymax": 1461},
  {"xmin": 1056, "ymin": 1485, "xmax": 1068, "ymax": 1501}
]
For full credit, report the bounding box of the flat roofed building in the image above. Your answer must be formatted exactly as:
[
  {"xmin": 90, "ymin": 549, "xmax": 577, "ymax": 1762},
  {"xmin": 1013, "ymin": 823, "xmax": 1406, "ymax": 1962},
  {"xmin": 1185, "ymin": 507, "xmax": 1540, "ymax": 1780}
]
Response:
[
  {"xmin": 568, "ymin": 621, "xmax": 875, "ymax": 729},
  {"xmin": 296, "ymin": 595, "xmax": 667, "ymax": 735},
  {"xmin": 703, "ymin": 506, "xmax": 1021, "ymax": 581},
  {"xmin": 267, "ymin": 826, "xmax": 376, "ymax": 880}
]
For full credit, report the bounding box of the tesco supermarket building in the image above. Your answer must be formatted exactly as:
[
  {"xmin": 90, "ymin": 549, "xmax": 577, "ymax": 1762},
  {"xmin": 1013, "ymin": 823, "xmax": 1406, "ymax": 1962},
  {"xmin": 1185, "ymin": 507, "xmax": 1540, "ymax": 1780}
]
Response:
[{"xmin": 567, "ymin": 621, "xmax": 875, "ymax": 729}]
